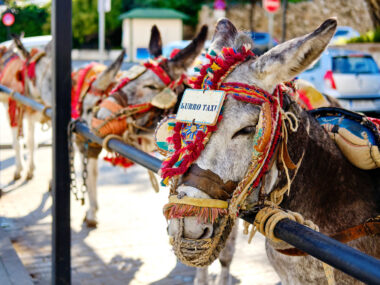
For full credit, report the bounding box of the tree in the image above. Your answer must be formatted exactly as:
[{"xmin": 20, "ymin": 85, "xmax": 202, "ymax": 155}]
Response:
[
  {"xmin": 71, "ymin": 0, "xmax": 123, "ymax": 48},
  {"xmin": 0, "ymin": 3, "xmax": 50, "ymax": 42},
  {"xmin": 364, "ymin": 0, "xmax": 380, "ymax": 28},
  {"xmin": 248, "ymin": 0, "xmax": 260, "ymax": 32}
]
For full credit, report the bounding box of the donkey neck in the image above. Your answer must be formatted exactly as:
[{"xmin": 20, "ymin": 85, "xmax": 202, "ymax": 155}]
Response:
[{"xmin": 280, "ymin": 110, "xmax": 380, "ymax": 234}]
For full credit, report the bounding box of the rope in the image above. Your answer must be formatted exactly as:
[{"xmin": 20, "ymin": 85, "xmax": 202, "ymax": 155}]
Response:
[
  {"xmin": 102, "ymin": 134, "xmax": 123, "ymax": 152},
  {"xmin": 40, "ymin": 105, "xmax": 51, "ymax": 127},
  {"xmin": 148, "ymin": 170, "xmax": 159, "ymax": 193},
  {"xmin": 244, "ymin": 205, "xmax": 336, "ymax": 285}
]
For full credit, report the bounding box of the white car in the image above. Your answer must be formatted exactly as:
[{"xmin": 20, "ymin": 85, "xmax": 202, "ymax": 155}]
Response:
[
  {"xmin": 0, "ymin": 35, "xmax": 52, "ymax": 50},
  {"xmin": 298, "ymin": 48, "xmax": 380, "ymax": 113}
]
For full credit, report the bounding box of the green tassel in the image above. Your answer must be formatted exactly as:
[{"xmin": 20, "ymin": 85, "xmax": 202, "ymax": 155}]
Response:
[{"xmin": 209, "ymin": 49, "xmax": 217, "ymax": 56}]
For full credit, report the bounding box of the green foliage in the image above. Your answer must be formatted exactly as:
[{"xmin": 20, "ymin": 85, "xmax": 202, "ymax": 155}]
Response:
[
  {"xmin": 346, "ymin": 27, "xmax": 380, "ymax": 43},
  {"xmin": 72, "ymin": 0, "xmax": 123, "ymax": 48},
  {"xmin": 0, "ymin": 4, "xmax": 50, "ymax": 43}
]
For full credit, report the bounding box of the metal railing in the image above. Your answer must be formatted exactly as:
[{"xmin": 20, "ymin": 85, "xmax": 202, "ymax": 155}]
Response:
[{"xmin": 2, "ymin": 84, "xmax": 380, "ymax": 284}]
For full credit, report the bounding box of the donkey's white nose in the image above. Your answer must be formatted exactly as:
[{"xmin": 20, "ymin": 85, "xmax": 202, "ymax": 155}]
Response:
[{"xmin": 168, "ymin": 218, "xmax": 214, "ymax": 239}]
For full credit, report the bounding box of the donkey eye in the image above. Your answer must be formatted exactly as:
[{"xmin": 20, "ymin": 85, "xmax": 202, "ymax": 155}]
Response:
[
  {"xmin": 232, "ymin": 125, "xmax": 256, "ymax": 139},
  {"xmin": 144, "ymin": 84, "xmax": 159, "ymax": 90}
]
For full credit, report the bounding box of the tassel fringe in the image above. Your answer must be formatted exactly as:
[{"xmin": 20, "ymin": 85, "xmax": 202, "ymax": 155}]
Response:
[{"xmin": 163, "ymin": 203, "xmax": 227, "ymax": 224}]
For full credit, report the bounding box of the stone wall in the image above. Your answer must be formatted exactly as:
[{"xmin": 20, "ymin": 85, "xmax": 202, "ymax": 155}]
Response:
[{"xmin": 198, "ymin": 0, "xmax": 374, "ymax": 41}]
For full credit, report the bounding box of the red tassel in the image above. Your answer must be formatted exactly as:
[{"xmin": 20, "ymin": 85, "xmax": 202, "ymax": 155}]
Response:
[{"xmin": 104, "ymin": 153, "xmax": 134, "ymax": 168}]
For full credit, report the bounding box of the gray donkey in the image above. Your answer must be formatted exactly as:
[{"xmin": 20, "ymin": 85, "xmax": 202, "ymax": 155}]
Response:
[
  {"xmin": 165, "ymin": 18, "xmax": 380, "ymax": 285},
  {"xmin": 81, "ymin": 26, "xmax": 208, "ymax": 227}
]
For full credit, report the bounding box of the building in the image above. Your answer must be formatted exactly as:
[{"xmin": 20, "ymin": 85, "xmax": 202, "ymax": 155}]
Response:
[{"xmin": 119, "ymin": 8, "xmax": 189, "ymax": 62}]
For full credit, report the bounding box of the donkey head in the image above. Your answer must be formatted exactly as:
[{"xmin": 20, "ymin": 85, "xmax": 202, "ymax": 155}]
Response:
[
  {"xmin": 80, "ymin": 50, "xmax": 126, "ymax": 123},
  {"xmin": 13, "ymin": 36, "xmax": 53, "ymax": 106},
  {"xmin": 95, "ymin": 25, "xmax": 208, "ymax": 125},
  {"xmin": 165, "ymin": 18, "xmax": 337, "ymax": 265}
]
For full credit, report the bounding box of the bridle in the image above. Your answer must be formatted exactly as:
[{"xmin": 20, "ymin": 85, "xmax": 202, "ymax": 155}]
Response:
[
  {"xmin": 91, "ymin": 57, "xmax": 185, "ymax": 138},
  {"xmin": 156, "ymin": 46, "xmax": 302, "ymax": 266}
]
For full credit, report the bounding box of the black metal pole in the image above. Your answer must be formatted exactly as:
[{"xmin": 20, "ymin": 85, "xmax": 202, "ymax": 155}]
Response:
[
  {"xmin": 74, "ymin": 122, "xmax": 162, "ymax": 173},
  {"xmin": 274, "ymin": 219, "xmax": 380, "ymax": 284},
  {"xmin": 3, "ymin": 84, "xmax": 380, "ymax": 283},
  {"xmin": 52, "ymin": 0, "xmax": 72, "ymax": 284},
  {"xmin": 0, "ymin": 85, "xmax": 52, "ymax": 117}
]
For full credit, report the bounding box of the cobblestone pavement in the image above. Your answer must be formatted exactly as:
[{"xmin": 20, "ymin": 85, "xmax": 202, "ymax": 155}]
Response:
[{"xmin": 0, "ymin": 116, "xmax": 280, "ymax": 285}]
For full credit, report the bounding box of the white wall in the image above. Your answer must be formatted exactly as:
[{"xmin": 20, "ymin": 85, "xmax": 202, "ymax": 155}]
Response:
[{"xmin": 122, "ymin": 18, "xmax": 183, "ymax": 61}]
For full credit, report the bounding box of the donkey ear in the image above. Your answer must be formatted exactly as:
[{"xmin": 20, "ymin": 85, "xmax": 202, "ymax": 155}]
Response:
[
  {"xmin": 251, "ymin": 18, "xmax": 337, "ymax": 89},
  {"xmin": 209, "ymin": 18, "xmax": 238, "ymax": 53},
  {"xmin": 92, "ymin": 49, "xmax": 125, "ymax": 91},
  {"xmin": 149, "ymin": 25, "xmax": 162, "ymax": 58},
  {"xmin": 168, "ymin": 25, "xmax": 208, "ymax": 79},
  {"xmin": 12, "ymin": 33, "xmax": 30, "ymax": 59}
]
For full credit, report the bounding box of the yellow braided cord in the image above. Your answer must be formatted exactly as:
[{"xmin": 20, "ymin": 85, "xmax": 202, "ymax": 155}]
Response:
[
  {"xmin": 168, "ymin": 196, "xmax": 228, "ymax": 209},
  {"xmin": 102, "ymin": 134, "xmax": 123, "ymax": 152},
  {"xmin": 148, "ymin": 170, "xmax": 160, "ymax": 193},
  {"xmin": 322, "ymin": 262, "xmax": 336, "ymax": 285},
  {"xmin": 248, "ymin": 206, "xmax": 334, "ymax": 284}
]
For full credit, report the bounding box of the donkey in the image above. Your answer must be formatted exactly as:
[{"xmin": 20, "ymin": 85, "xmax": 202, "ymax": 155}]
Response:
[
  {"xmin": 80, "ymin": 25, "xmax": 208, "ymax": 228},
  {"xmin": 164, "ymin": 18, "xmax": 380, "ymax": 285},
  {"xmin": 0, "ymin": 37, "xmax": 52, "ymax": 181}
]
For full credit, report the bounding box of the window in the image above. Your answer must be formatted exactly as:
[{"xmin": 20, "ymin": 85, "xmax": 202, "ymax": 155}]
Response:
[{"xmin": 332, "ymin": 55, "xmax": 380, "ymax": 74}]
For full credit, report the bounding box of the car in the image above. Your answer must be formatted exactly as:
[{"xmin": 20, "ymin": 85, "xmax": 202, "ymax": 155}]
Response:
[
  {"xmin": 298, "ymin": 48, "xmax": 380, "ymax": 113},
  {"xmin": 330, "ymin": 26, "xmax": 360, "ymax": 45},
  {"xmin": 163, "ymin": 40, "xmax": 191, "ymax": 58},
  {"xmin": 163, "ymin": 40, "xmax": 211, "ymax": 58},
  {"xmin": 0, "ymin": 35, "xmax": 52, "ymax": 50},
  {"xmin": 247, "ymin": 32, "xmax": 278, "ymax": 55}
]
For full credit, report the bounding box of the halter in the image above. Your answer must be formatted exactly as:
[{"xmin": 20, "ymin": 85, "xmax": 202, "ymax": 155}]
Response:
[
  {"xmin": 156, "ymin": 46, "xmax": 299, "ymax": 266},
  {"xmin": 1, "ymin": 48, "xmax": 47, "ymax": 136},
  {"xmin": 87, "ymin": 56, "xmax": 185, "ymax": 171},
  {"xmin": 91, "ymin": 57, "xmax": 185, "ymax": 138},
  {"xmin": 159, "ymin": 46, "xmax": 288, "ymax": 211}
]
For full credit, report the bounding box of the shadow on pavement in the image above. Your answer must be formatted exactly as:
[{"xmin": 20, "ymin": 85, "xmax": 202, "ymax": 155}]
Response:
[{"xmin": 3, "ymin": 191, "xmax": 144, "ymax": 284}]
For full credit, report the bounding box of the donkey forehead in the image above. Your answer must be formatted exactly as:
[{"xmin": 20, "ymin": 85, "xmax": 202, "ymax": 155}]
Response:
[
  {"xmin": 195, "ymin": 97, "xmax": 261, "ymax": 182},
  {"xmin": 219, "ymin": 96, "xmax": 261, "ymax": 130}
]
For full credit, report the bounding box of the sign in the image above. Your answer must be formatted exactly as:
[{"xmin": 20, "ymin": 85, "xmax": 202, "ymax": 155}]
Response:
[
  {"xmin": 98, "ymin": 0, "xmax": 111, "ymax": 13},
  {"xmin": 263, "ymin": 0, "xmax": 280, "ymax": 13},
  {"xmin": 176, "ymin": 89, "xmax": 225, "ymax": 126},
  {"xmin": 2, "ymin": 12, "xmax": 15, "ymax": 26}
]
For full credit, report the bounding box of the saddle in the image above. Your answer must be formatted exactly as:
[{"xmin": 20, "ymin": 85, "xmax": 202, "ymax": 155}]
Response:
[{"xmin": 310, "ymin": 107, "xmax": 380, "ymax": 170}]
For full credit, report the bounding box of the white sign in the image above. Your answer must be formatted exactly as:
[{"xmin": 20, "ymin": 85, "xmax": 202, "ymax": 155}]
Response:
[
  {"xmin": 176, "ymin": 89, "xmax": 226, "ymax": 126},
  {"xmin": 98, "ymin": 0, "xmax": 111, "ymax": 13}
]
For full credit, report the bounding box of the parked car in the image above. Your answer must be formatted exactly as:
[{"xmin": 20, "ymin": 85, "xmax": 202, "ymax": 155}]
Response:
[
  {"xmin": 330, "ymin": 26, "xmax": 360, "ymax": 45},
  {"xmin": 247, "ymin": 32, "xmax": 278, "ymax": 55},
  {"xmin": 0, "ymin": 35, "xmax": 52, "ymax": 50},
  {"xmin": 298, "ymin": 48, "xmax": 380, "ymax": 113},
  {"xmin": 163, "ymin": 40, "xmax": 211, "ymax": 58}
]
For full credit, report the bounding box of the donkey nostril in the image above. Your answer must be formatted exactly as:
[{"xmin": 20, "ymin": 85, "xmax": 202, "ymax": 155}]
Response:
[{"xmin": 199, "ymin": 225, "xmax": 213, "ymax": 239}]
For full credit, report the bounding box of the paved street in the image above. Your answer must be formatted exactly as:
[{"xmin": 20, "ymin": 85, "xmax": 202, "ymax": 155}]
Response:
[{"xmin": 0, "ymin": 110, "xmax": 280, "ymax": 285}]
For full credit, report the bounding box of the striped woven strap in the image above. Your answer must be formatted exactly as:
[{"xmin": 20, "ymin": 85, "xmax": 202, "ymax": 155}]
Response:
[{"xmin": 169, "ymin": 195, "xmax": 228, "ymax": 209}]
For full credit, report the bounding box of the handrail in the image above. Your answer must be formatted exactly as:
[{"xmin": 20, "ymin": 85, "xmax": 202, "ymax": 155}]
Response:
[{"xmin": 3, "ymin": 84, "xmax": 380, "ymax": 284}]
